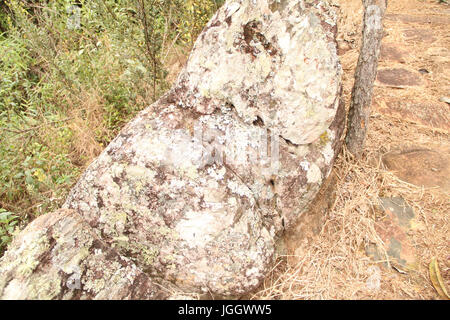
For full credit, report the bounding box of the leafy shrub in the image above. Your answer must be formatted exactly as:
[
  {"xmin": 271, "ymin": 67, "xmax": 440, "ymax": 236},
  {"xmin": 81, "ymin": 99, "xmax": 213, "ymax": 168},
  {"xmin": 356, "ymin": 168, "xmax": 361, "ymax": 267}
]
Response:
[{"xmin": 0, "ymin": 209, "xmax": 19, "ymax": 255}]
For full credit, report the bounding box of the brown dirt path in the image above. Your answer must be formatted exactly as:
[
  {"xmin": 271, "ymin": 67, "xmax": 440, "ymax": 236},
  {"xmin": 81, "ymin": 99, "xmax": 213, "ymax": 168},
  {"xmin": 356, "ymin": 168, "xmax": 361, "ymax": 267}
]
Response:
[{"xmin": 253, "ymin": 0, "xmax": 449, "ymax": 300}]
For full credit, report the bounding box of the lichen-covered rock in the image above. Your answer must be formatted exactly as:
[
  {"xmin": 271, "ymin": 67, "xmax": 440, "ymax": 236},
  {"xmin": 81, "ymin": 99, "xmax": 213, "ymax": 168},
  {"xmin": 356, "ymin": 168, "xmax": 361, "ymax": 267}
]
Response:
[
  {"xmin": 0, "ymin": 209, "xmax": 167, "ymax": 299},
  {"xmin": 0, "ymin": 0, "xmax": 344, "ymax": 299}
]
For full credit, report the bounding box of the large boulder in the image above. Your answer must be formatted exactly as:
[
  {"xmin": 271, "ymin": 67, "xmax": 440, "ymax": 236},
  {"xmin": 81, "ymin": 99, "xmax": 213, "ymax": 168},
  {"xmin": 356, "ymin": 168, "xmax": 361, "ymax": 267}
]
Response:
[{"xmin": 0, "ymin": 0, "xmax": 344, "ymax": 299}]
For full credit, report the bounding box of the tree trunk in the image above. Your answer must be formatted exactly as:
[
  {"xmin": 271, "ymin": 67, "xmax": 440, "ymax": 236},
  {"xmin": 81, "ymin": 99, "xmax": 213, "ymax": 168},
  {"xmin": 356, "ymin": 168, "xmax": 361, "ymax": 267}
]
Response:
[{"xmin": 345, "ymin": 0, "xmax": 387, "ymax": 157}]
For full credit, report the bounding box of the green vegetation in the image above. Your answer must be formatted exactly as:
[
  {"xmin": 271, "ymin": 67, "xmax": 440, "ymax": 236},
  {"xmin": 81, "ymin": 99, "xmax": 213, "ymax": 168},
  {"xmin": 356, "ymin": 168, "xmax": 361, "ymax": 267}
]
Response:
[
  {"xmin": 0, "ymin": 208, "xmax": 18, "ymax": 251},
  {"xmin": 0, "ymin": 0, "xmax": 224, "ymax": 255}
]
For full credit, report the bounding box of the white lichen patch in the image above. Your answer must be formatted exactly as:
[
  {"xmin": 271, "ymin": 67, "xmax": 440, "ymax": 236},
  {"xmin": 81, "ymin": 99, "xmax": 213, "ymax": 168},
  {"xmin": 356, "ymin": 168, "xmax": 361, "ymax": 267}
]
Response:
[
  {"xmin": 207, "ymin": 166, "xmax": 227, "ymax": 181},
  {"xmin": 126, "ymin": 165, "xmax": 156, "ymax": 181},
  {"xmin": 306, "ymin": 163, "xmax": 322, "ymax": 184},
  {"xmin": 322, "ymin": 142, "xmax": 334, "ymax": 165},
  {"xmin": 175, "ymin": 210, "xmax": 230, "ymax": 249},
  {"xmin": 227, "ymin": 179, "xmax": 253, "ymax": 200},
  {"xmin": 300, "ymin": 160, "xmax": 310, "ymax": 172},
  {"xmin": 2, "ymin": 279, "xmax": 28, "ymax": 299}
]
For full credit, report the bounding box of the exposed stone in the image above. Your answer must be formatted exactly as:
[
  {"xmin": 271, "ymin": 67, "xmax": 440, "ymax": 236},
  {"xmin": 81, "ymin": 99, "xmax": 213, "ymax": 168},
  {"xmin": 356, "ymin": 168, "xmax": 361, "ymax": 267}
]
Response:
[
  {"xmin": 379, "ymin": 197, "xmax": 415, "ymax": 228},
  {"xmin": 376, "ymin": 68, "xmax": 423, "ymax": 88},
  {"xmin": 366, "ymin": 197, "xmax": 417, "ymax": 270},
  {"xmin": 373, "ymin": 98, "xmax": 450, "ymax": 132},
  {"xmin": 382, "ymin": 148, "xmax": 450, "ymax": 192},
  {"xmin": 402, "ymin": 29, "xmax": 436, "ymax": 43},
  {"xmin": 386, "ymin": 14, "xmax": 450, "ymax": 26},
  {"xmin": 426, "ymin": 47, "xmax": 449, "ymax": 63},
  {"xmin": 380, "ymin": 43, "xmax": 407, "ymax": 63},
  {"xmin": 283, "ymin": 171, "xmax": 338, "ymax": 262},
  {"xmin": 0, "ymin": 0, "xmax": 344, "ymax": 299}
]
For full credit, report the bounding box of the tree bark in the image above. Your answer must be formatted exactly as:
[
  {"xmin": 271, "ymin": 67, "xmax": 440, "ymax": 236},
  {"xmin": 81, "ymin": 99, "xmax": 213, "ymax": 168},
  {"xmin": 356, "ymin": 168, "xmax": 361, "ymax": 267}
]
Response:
[{"xmin": 345, "ymin": 0, "xmax": 387, "ymax": 157}]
